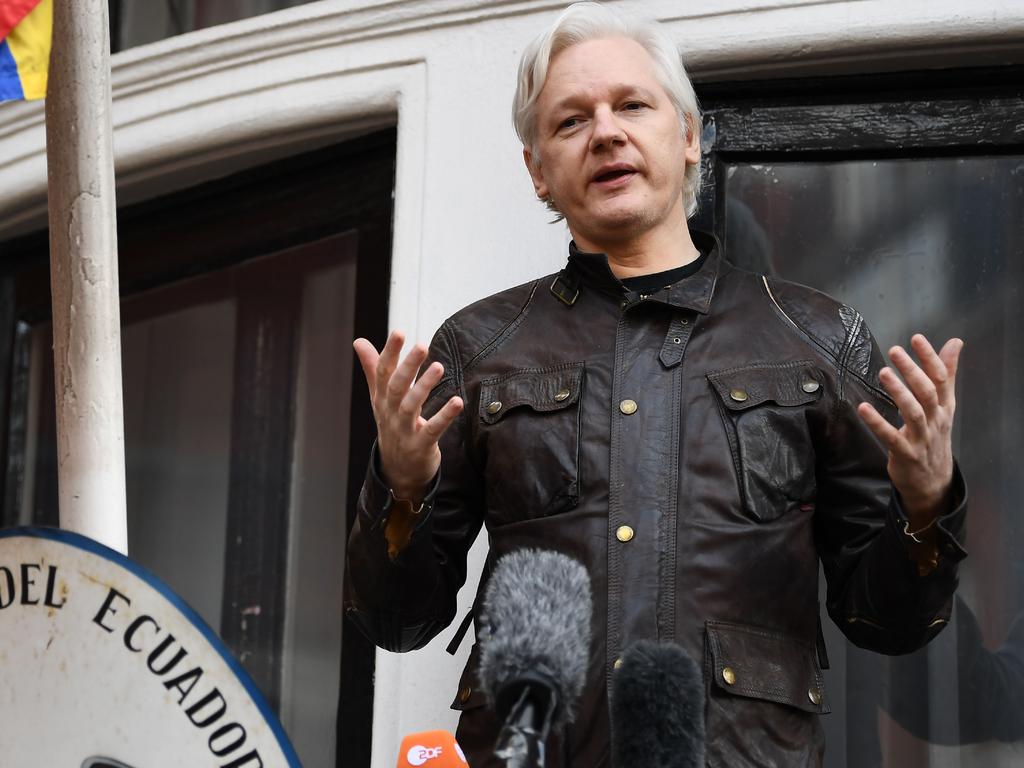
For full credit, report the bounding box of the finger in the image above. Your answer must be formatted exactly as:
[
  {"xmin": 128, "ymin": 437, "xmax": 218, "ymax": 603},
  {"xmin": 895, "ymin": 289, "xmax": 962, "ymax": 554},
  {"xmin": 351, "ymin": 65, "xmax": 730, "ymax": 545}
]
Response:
[
  {"xmin": 422, "ymin": 396, "xmax": 464, "ymax": 441},
  {"xmin": 857, "ymin": 401, "xmax": 912, "ymax": 456},
  {"xmin": 352, "ymin": 338, "xmax": 380, "ymax": 399},
  {"xmin": 936, "ymin": 337, "xmax": 964, "ymax": 408},
  {"xmin": 399, "ymin": 361, "xmax": 446, "ymax": 424},
  {"xmin": 888, "ymin": 345, "xmax": 940, "ymax": 417},
  {"xmin": 374, "ymin": 330, "xmax": 406, "ymax": 404},
  {"xmin": 878, "ymin": 365, "xmax": 928, "ymax": 438},
  {"xmin": 386, "ymin": 343, "xmax": 429, "ymax": 409},
  {"xmin": 913, "ymin": 335, "xmax": 950, "ymax": 409}
]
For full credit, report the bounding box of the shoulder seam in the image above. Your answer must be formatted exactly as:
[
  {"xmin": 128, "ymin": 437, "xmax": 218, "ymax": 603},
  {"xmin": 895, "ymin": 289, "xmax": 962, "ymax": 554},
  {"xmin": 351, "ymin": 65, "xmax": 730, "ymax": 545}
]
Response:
[
  {"xmin": 761, "ymin": 276, "xmax": 841, "ymax": 368},
  {"xmin": 462, "ymin": 279, "xmax": 542, "ymax": 373},
  {"xmin": 762, "ymin": 276, "xmax": 894, "ymax": 407}
]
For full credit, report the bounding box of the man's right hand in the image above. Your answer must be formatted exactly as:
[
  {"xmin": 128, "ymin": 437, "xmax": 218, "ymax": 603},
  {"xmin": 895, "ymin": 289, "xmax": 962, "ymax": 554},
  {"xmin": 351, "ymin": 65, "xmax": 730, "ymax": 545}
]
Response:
[{"xmin": 353, "ymin": 331, "xmax": 464, "ymax": 505}]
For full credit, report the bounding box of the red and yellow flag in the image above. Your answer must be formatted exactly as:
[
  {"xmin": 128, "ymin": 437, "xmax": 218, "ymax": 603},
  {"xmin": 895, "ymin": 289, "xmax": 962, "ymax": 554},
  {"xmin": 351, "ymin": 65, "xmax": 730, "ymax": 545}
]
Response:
[{"xmin": 0, "ymin": 0, "xmax": 52, "ymax": 102}]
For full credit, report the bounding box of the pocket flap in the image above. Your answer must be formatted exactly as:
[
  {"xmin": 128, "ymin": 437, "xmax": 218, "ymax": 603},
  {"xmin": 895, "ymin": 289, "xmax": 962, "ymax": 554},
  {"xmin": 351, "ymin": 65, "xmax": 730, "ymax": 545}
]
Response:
[
  {"xmin": 479, "ymin": 362, "xmax": 584, "ymax": 424},
  {"xmin": 707, "ymin": 360, "xmax": 823, "ymax": 412},
  {"xmin": 705, "ymin": 620, "xmax": 829, "ymax": 714}
]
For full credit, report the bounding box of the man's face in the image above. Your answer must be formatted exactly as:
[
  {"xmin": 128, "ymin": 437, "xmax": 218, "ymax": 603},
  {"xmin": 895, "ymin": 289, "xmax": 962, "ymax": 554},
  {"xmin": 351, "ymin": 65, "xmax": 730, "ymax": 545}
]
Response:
[{"xmin": 524, "ymin": 37, "xmax": 700, "ymax": 248}]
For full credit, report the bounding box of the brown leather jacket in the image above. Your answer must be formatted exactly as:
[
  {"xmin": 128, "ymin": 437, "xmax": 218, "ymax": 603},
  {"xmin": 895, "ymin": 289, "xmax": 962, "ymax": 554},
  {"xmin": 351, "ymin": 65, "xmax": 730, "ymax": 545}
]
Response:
[{"xmin": 345, "ymin": 230, "xmax": 967, "ymax": 767}]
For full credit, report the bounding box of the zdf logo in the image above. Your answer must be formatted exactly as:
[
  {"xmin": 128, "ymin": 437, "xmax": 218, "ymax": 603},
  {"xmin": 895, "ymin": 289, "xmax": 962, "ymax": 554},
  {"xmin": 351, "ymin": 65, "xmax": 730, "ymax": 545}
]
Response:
[{"xmin": 406, "ymin": 745, "xmax": 443, "ymax": 766}]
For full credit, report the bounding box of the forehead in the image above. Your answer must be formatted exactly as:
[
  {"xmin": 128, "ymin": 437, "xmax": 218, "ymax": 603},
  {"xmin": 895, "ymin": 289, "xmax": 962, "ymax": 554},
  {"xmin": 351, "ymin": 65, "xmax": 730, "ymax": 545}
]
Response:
[{"xmin": 538, "ymin": 36, "xmax": 666, "ymax": 109}]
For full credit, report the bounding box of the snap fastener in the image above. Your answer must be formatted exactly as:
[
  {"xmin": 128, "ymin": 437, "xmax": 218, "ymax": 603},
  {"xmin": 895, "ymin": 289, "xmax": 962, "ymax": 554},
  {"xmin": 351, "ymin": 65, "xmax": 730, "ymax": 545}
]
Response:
[
  {"xmin": 459, "ymin": 686, "xmax": 472, "ymax": 703},
  {"xmin": 729, "ymin": 389, "xmax": 748, "ymax": 403},
  {"xmin": 680, "ymin": 318, "xmax": 689, "ymax": 325},
  {"xmin": 802, "ymin": 380, "xmax": 820, "ymax": 394},
  {"xmin": 619, "ymin": 399, "xmax": 638, "ymax": 415},
  {"xmin": 808, "ymin": 687, "xmax": 821, "ymax": 705},
  {"xmin": 672, "ymin": 337, "xmax": 681, "ymax": 344},
  {"xmin": 614, "ymin": 657, "xmax": 623, "ymax": 670},
  {"xmin": 722, "ymin": 667, "xmax": 736, "ymax": 685},
  {"xmin": 554, "ymin": 388, "xmax": 571, "ymax": 402},
  {"xmin": 486, "ymin": 401, "xmax": 502, "ymax": 415},
  {"xmin": 616, "ymin": 525, "xmax": 634, "ymax": 542}
]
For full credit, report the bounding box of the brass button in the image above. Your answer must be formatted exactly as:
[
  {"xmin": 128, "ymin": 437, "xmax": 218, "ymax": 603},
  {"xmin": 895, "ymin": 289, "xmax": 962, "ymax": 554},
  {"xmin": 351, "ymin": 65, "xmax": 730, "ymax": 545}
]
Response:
[
  {"xmin": 554, "ymin": 388, "xmax": 571, "ymax": 402},
  {"xmin": 729, "ymin": 389, "xmax": 748, "ymax": 403},
  {"xmin": 802, "ymin": 380, "xmax": 820, "ymax": 394},
  {"xmin": 808, "ymin": 687, "xmax": 821, "ymax": 705},
  {"xmin": 722, "ymin": 667, "xmax": 736, "ymax": 685},
  {"xmin": 614, "ymin": 657, "xmax": 623, "ymax": 670},
  {"xmin": 459, "ymin": 686, "xmax": 472, "ymax": 703},
  {"xmin": 485, "ymin": 401, "xmax": 502, "ymax": 415},
  {"xmin": 616, "ymin": 525, "xmax": 635, "ymax": 542},
  {"xmin": 619, "ymin": 399, "xmax": 638, "ymax": 415}
]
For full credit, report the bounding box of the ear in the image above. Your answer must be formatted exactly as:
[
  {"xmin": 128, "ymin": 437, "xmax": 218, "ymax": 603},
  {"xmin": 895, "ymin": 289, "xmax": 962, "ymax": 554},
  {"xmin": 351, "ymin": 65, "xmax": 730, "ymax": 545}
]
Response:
[
  {"xmin": 523, "ymin": 146, "xmax": 549, "ymax": 200},
  {"xmin": 682, "ymin": 114, "xmax": 701, "ymax": 167}
]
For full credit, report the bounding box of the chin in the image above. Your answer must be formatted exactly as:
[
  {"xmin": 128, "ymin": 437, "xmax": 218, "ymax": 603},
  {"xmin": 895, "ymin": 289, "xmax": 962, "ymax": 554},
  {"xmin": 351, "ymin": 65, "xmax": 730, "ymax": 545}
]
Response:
[{"xmin": 588, "ymin": 205, "xmax": 657, "ymax": 237}]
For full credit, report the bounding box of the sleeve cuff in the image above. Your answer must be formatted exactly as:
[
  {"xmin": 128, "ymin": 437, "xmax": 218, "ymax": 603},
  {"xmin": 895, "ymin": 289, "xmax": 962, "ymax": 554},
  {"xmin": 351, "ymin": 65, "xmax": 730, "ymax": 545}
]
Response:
[
  {"xmin": 888, "ymin": 460, "xmax": 968, "ymax": 575},
  {"xmin": 362, "ymin": 439, "xmax": 442, "ymax": 536}
]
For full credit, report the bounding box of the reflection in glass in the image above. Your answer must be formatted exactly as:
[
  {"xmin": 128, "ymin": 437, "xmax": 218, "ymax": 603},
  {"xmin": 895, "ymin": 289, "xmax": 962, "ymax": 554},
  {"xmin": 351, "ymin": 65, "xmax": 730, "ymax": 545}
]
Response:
[
  {"xmin": 280, "ymin": 247, "xmax": 359, "ymax": 768},
  {"xmin": 123, "ymin": 299, "xmax": 236, "ymax": 632},
  {"xmin": 110, "ymin": 0, "xmax": 320, "ymax": 52},
  {"xmin": 726, "ymin": 156, "xmax": 1024, "ymax": 767}
]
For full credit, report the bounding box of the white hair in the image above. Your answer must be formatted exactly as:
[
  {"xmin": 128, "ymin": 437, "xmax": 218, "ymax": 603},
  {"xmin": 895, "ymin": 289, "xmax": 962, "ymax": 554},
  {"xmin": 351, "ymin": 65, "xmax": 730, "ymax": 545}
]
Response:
[{"xmin": 513, "ymin": 2, "xmax": 703, "ymax": 218}]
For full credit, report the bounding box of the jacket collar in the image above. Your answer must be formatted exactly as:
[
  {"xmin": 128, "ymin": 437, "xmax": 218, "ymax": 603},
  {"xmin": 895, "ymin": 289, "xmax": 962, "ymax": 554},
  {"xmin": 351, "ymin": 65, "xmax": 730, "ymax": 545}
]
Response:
[{"xmin": 554, "ymin": 229, "xmax": 721, "ymax": 314}]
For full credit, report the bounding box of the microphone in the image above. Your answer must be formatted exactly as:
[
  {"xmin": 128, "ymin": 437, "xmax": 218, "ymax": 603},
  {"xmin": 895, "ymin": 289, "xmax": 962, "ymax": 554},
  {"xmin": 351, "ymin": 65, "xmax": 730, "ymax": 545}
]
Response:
[
  {"xmin": 395, "ymin": 730, "xmax": 468, "ymax": 767},
  {"xmin": 477, "ymin": 549, "xmax": 592, "ymax": 768},
  {"xmin": 610, "ymin": 640, "xmax": 705, "ymax": 768}
]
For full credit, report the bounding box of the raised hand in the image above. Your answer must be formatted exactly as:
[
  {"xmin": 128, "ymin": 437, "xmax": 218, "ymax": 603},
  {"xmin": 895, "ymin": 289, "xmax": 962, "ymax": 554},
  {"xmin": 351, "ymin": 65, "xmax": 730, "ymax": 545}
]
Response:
[
  {"xmin": 857, "ymin": 334, "xmax": 964, "ymax": 527},
  {"xmin": 353, "ymin": 331, "xmax": 464, "ymax": 505}
]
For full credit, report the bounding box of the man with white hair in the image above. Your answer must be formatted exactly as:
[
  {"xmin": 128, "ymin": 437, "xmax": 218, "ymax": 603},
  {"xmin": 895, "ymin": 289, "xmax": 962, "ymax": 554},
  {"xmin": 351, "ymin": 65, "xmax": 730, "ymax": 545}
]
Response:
[{"xmin": 345, "ymin": 3, "xmax": 967, "ymax": 766}]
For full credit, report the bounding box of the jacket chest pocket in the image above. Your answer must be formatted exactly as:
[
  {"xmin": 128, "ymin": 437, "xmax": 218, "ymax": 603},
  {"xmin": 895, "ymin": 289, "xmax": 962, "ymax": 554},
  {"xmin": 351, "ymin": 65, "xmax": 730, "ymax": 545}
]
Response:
[
  {"xmin": 478, "ymin": 362, "xmax": 584, "ymax": 523},
  {"xmin": 707, "ymin": 361, "xmax": 823, "ymax": 522}
]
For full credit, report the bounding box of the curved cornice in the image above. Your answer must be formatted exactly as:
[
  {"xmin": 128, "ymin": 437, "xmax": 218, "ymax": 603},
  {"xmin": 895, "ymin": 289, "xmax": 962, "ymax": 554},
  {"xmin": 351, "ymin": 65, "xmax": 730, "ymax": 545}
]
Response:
[{"xmin": 1, "ymin": 0, "xmax": 1022, "ymax": 239}]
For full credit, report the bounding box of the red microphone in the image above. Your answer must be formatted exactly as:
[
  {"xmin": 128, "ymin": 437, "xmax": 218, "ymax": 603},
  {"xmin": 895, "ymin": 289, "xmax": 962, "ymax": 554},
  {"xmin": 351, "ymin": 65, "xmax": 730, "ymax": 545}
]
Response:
[{"xmin": 395, "ymin": 730, "xmax": 468, "ymax": 768}]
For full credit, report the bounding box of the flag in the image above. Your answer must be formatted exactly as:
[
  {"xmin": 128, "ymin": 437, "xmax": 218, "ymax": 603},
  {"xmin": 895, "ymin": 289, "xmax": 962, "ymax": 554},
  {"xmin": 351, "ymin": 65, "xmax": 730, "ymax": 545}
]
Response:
[{"xmin": 0, "ymin": 0, "xmax": 52, "ymax": 103}]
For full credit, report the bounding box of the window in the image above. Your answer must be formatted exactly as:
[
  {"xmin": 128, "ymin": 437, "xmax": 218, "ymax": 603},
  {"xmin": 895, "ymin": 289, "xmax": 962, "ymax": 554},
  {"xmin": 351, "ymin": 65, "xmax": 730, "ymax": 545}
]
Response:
[
  {"xmin": 0, "ymin": 128, "xmax": 395, "ymax": 768},
  {"xmin": 107, "ymin": 0, "xmax": 321, "ymax": 52},
  {"xmin": 698, "ymin": 67, "xmax": 1024, "ymax": 766}
]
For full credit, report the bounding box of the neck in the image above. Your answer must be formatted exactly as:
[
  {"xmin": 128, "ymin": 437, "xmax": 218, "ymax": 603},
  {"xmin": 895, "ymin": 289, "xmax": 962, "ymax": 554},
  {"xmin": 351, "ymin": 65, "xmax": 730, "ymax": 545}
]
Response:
[{"xmin": 570, "ymin": 207, "xmax": 699, "ymax": 279}]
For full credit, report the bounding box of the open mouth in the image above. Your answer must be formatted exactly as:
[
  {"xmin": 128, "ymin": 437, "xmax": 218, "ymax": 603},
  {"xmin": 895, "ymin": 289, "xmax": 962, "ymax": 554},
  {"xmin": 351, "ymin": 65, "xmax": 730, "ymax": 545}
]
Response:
[{"xmin": 594, "ymin": 169, "xmax": 636, "ymax": 183}]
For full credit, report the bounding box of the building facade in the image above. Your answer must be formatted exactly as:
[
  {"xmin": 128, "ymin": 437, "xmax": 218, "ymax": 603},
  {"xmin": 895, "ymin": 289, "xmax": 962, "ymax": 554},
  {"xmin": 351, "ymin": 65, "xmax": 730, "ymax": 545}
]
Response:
[{"xmin": 0, "ymin": 1, "xmax": 1022, "ymax": 766}]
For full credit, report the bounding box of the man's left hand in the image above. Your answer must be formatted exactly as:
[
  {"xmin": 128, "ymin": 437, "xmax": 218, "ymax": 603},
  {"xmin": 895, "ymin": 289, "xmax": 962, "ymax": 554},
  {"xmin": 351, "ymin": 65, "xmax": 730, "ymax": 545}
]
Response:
[{"xmin": 857, "ymin": 334, "xmax": 964, "ymax": 528}]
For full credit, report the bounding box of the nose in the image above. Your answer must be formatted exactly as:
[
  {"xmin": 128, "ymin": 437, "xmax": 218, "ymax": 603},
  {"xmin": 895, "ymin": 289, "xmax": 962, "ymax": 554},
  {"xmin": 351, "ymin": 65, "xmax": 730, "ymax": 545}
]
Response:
[{"xmin": 588, "ymin": 106, "xmax": 626, "ymax": 152}]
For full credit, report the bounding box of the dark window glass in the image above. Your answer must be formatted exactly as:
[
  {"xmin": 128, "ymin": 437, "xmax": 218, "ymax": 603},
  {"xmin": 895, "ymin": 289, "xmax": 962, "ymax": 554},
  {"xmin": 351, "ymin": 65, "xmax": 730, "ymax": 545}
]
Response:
[
  {"xmin": 109, "ymin": 0, "xmax": 321, "ymax": 52},
  {"xmin": 725, "ymin": 155, "xmax": 1024, "ymax": 766}
]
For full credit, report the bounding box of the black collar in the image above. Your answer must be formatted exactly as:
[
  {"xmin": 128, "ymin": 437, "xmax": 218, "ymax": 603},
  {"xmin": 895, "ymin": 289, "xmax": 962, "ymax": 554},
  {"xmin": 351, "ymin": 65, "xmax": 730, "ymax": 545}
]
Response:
[{"xmin": 552, "ymin": 229, "xmax": 721, "ymax": 314}]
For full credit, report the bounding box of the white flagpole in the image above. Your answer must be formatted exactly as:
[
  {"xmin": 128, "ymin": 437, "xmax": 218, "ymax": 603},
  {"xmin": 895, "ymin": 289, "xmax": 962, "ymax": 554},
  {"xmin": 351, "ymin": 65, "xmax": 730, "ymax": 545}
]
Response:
[{"xmin": 44, "ymin": 0, "xmax": 128, "ymax": 553}]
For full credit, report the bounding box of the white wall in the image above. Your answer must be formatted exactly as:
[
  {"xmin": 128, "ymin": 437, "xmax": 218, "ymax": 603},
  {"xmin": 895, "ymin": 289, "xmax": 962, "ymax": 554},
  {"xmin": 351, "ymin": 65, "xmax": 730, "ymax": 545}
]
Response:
[{"xmin": 1, "ymin": 1, "xmax": 1022, "ymax": 766}]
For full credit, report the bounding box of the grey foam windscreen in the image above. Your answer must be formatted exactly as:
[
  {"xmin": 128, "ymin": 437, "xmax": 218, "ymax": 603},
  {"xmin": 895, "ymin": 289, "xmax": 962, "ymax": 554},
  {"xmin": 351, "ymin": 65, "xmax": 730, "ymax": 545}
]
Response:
[{"xmin": 477, "ymin": 549, "xmax": 592, "ymax": 727}]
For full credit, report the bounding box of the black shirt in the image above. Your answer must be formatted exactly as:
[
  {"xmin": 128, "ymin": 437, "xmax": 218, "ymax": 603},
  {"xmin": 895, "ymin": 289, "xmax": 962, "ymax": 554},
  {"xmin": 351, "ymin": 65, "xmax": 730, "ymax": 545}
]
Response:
[{"xmin": 619, "ymin": 248, "xmax": 709, "ymax": 295}]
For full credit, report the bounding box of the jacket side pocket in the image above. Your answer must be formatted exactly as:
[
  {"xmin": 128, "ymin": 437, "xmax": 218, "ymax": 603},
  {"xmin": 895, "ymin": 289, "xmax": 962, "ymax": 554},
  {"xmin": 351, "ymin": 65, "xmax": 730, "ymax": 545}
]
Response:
[{"xmin": 703, "ymin": 619, "xmax": 828, "ymax": 767}]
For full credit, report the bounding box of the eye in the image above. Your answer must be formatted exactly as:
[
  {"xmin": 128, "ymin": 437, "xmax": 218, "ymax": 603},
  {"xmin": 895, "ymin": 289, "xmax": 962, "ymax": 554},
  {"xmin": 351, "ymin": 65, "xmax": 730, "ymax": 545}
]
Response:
[
  {"xmin": 622, "ymin": 101, "xmax": 645, "ymax": 112},
  {"xmin": 559, "ymin": 116, "xmax": 581, "ymax": 130}
]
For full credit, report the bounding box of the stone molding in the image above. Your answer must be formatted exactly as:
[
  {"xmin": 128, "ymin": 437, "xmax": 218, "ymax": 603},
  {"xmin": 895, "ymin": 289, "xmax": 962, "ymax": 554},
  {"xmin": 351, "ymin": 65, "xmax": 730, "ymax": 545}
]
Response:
[{"xmin": 1, "ymin": 0, "xmax": 1022, "ymax": 239}]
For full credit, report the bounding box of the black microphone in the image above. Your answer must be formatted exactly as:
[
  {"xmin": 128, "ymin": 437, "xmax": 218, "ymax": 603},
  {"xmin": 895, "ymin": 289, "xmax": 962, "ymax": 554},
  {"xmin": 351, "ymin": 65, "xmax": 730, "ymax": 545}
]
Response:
[
  {"xmin": 610, "ymin": 640, "xmax": 706, "ymax": 768},
  {"xmin": 477, "ymin": 549, "xmax": 592, "ymax": 768}
]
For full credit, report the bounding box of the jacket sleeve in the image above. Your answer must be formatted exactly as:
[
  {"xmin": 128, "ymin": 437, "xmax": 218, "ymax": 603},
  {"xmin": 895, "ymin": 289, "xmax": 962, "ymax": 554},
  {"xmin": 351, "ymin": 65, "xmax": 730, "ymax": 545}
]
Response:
[
  {"xmin": 813, "ymin": 319, "xmax": 968, "ymax": 655},
  {"xmin": 343, "ymin": 320, "xmax": 484, "ymax": 652}
]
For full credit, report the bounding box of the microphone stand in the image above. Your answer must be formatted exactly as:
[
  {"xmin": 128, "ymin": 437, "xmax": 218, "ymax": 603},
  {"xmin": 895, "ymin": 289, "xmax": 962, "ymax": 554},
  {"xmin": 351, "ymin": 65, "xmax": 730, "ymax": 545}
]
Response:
[{"xmin": 493, "ymin": 674, "xmax": 558, "ymax": 768}]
